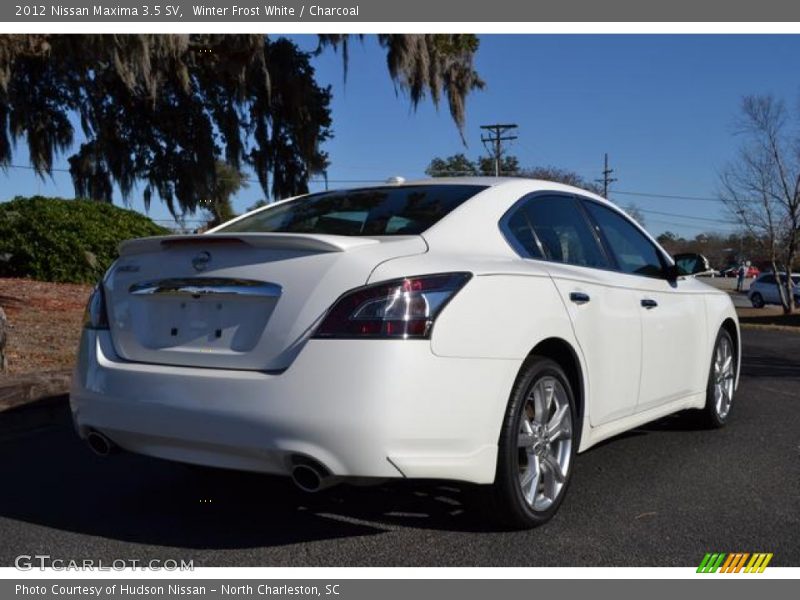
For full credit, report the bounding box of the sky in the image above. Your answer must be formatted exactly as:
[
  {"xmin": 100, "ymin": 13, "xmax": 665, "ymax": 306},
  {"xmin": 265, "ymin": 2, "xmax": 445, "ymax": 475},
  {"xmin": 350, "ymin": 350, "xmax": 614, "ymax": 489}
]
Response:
[{"xmin": 3, "ymin": 34, "xmax": 800, "ymax": 238}]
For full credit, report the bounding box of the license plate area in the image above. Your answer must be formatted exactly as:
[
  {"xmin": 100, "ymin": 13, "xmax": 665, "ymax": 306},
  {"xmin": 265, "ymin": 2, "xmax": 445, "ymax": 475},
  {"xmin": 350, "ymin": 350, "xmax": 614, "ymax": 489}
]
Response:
[{"xmin": 127, "ymin": 279, "xmax": 279, "ymax": 354}]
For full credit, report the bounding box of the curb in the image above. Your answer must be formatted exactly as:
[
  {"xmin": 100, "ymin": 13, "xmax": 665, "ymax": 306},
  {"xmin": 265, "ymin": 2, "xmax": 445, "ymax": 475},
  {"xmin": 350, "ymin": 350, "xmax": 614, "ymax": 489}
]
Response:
[
  {"xmin": 739, "ymin": 322, "xmax": 800, "ymax": 334},
  {"xmin": 0, "ymin": 371, "xmax": 72, "ymax": 433},
  {"xmin": 0, "ymin": 369, "xmax": 72, "ymax": 413}
]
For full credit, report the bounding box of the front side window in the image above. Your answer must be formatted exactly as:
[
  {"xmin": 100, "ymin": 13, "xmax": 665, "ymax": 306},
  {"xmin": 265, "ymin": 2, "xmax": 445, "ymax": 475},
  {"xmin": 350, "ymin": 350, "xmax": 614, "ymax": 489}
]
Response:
[
  {"xmin": 219, "ymin": 185, "xmax": 487, "ymax": 236},
  {"xmin": 583, "ymin": 201, "xmax": 666, "ymax": 278},
  {"xmin": 522, "ymin": 196, "xmax": 609, "ymax": 269},
  {"xmin": 777, "ymin": 274, "xmax": 800, "ymax": 285}
]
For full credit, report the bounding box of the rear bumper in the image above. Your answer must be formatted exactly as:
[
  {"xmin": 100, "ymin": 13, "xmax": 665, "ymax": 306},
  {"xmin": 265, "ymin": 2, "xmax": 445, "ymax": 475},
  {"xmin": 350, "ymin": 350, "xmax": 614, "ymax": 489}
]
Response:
[{"xmin": 70, "ymin": 331, "xmax": 519, "ymax": 484}]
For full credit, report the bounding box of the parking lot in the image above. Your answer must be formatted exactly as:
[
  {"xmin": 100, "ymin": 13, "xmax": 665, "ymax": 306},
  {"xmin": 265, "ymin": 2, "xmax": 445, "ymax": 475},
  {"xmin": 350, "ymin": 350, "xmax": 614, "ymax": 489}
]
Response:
[{"xmin": 0, "ymin": 328, "xmax": 797, "ymax": 567}]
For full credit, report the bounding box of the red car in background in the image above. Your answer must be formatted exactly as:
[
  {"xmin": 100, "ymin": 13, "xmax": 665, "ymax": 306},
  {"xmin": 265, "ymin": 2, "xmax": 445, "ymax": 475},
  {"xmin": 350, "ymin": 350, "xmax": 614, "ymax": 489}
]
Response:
[{"xmin": 721, "ymin": 265, "xmax": 760, "ymax": 278}]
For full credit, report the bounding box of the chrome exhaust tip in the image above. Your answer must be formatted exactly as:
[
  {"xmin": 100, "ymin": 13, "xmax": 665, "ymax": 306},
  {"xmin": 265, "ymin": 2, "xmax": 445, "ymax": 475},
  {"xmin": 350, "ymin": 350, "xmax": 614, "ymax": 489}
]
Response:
[
  {"xmin": 86, "ymin": 430, "xmax": 115, "ymax": 457},
  {"xmin": 290, "ymin": 459, "xmax": 338, "ymax": 493}
]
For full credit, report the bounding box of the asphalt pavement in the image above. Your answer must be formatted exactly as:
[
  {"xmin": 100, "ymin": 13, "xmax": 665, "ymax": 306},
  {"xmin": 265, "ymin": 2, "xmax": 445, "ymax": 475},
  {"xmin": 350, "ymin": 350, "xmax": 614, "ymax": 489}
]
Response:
[{"xmin": 0, "ymin": 329, "xmax": 797, "ymax": 567}]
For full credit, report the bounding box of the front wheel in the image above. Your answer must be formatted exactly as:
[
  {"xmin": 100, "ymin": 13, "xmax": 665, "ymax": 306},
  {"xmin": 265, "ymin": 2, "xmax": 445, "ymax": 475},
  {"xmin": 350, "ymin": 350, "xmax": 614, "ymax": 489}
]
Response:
[
  {"xmin": 697, "ymin": 329, "xmax": 736, "ymax": 428},
  {"xmin": 750, "ymin": 292, "xmax": 764, "ymax": 308},
  {"xmin": 485, "ymin": 357, "xmax": 577, "ymax": 529}
]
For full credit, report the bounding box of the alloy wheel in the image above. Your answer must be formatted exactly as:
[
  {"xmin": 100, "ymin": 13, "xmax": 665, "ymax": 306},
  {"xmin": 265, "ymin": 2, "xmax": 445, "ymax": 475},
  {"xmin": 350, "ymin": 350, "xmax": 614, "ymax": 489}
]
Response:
[
  {"xmin": 516, "ymin": 376, "xmax": 573, "ymax": 511},
  {"xmin": 713, "ymin": 335, "xmax": 735, "ymax": 420}
]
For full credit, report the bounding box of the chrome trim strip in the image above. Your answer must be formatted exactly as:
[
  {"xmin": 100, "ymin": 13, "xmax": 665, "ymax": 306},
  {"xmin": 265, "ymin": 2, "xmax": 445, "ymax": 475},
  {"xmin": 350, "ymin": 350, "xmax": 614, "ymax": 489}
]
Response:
[{"xmin": 129, "ymin": 278, "xmax": 282, "ymax": 298}]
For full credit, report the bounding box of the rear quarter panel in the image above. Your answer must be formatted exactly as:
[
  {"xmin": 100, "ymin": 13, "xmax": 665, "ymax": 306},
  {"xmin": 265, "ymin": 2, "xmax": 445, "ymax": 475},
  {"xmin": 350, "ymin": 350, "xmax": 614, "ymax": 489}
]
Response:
[
  {"xmin": 368, "ymin": 253, "xmax": 588, "ymax": 450},
  {"xmin": 431, "ymin": 273, "xmax": 577, "ymax": 360},
  {"xmin": 368, "ymin": 253, "xmax": 577, "ymax": 361}
]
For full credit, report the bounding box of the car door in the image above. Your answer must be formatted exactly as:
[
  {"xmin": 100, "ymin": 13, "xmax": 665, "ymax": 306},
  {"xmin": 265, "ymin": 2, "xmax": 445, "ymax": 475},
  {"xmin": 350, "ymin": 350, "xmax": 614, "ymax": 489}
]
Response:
[
  {"xmin": 754, "ymin": 275, "xmax": 777, "ymax": 303},
  {"xmin": 503, "ymin": 194, "xmax": 643, "ymax": 426},
  {"xmin": 754, "ymin": 274, "xmax": 775, "ymax": 303},
  {"xmin": 581, "ymin": 199, "xmax": 707, "ymax": 412},
  {"xmin": 769, "ymin": 275, "xmax": 785, "ymax": 304}
]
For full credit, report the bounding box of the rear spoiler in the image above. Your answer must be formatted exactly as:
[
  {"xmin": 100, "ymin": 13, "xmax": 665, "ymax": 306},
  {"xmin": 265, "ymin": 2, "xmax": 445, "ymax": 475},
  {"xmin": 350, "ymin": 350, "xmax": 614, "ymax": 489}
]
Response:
[{"xmin": 119, "ymin": 233, "xmax": 380, "ymax": 256}]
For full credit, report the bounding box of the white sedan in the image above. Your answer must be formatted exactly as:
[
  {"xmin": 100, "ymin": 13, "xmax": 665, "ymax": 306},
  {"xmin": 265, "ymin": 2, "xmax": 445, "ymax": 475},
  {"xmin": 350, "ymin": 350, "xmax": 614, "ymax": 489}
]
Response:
[
  {"xmin": 71, "ymin": 178, "xmax": 740, "ymax": 528},
  {"xmin": 747, "ymin": 272, "xmax": 800, "ymax": 308}
]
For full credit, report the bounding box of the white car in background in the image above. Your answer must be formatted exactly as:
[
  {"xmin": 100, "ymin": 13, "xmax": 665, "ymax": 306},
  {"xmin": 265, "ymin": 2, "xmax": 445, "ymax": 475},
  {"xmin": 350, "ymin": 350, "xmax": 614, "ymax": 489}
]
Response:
[
  {"xmin": 71, "ymin": 178, "xmax": 740, "ymax": 528},
  {"xmin": 748, "ymin": 272, "xmax": 800, "ymax": 308}
]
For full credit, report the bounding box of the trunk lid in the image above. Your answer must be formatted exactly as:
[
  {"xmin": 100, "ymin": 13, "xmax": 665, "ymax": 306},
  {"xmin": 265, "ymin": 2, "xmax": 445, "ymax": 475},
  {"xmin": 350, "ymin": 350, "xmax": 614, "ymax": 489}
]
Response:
[{"xmin": 105, "ymin": 233, "xmax": 427, "ymax": 370}]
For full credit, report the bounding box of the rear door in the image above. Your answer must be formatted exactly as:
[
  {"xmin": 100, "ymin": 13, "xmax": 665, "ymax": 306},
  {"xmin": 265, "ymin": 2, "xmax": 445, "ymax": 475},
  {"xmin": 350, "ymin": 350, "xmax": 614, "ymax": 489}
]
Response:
[
  {"xmin": 504, "ymin": 195, "xmax": 643, "ymax": 426},
  {"xmin": 767, "ymin": 275, "xmax": 783, "ymax": 304}
]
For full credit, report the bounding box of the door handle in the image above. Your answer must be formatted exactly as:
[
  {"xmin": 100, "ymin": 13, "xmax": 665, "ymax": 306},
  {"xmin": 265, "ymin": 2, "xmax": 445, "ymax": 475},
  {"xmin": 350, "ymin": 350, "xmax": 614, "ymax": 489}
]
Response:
[
  {"xmin": 641, "ymin": 298, "xmax": 658, "ymax": 309},
  {"xmin": 569, "ymin": 292, "xmax": 591, "ymax": 304}
]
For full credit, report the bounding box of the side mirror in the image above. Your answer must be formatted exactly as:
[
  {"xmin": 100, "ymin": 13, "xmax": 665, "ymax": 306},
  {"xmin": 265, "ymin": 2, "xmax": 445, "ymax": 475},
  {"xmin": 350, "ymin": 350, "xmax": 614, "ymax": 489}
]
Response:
[
  {"xmin": 665, "ymin": 263, "xmax": 681, "ymax": 282},
  {"xmin": 672, "ymin": 253, "xmax": 713, "ymax": 277}
]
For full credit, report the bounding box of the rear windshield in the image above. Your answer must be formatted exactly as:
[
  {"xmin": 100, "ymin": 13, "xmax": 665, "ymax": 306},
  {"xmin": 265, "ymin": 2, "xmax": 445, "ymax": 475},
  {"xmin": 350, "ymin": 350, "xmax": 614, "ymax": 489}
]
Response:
[{"xmin": 218, "ymin": 185, "xmax": 487, "ymax": 236}]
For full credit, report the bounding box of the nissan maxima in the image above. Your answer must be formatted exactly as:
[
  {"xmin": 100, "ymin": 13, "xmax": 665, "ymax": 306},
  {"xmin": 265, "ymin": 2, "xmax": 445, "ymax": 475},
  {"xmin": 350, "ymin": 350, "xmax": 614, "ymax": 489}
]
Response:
[{"xmin": 71, "ymin": 178, "xmax": 740, "ymax": 528}]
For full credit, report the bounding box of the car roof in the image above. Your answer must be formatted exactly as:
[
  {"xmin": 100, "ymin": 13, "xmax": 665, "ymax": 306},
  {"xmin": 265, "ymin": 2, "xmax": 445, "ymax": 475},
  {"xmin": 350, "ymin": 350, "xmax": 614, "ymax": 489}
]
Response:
[
  {"xmin": 209, "ymin": 177, "xmax": 614, "ymax": 236},
  {"xmin": 400, "ymin": 177, "xmax": 654, "ymax": 258},
  {"xmin": 364, "ymin": 177, "xmax": 616, "ymax": 211},
  {"xmin": 392, "ymin": 176, "xmax": 607, "ymax": 198}
]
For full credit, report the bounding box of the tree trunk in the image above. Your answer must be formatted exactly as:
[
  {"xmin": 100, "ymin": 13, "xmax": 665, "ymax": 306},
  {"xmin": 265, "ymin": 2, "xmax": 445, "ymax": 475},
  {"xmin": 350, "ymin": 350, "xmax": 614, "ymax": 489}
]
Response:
[
  {"xmin": 783, "ymin": 247, "xmax": 797, "ymax": 315},
  {"xmin": 0, "ymin": 306, "xmax": 7, "ymax": 372},
  {"xmin": 769, "ymin": 258, "xmax": 791, "ymax": 313}
]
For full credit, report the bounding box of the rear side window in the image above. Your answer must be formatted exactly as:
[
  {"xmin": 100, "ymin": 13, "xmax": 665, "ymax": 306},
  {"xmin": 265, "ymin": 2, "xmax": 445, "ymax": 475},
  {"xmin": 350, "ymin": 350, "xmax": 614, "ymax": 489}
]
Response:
[
  {"xmin": 219, "ymin": 185, "xmax": 487, "ymax": 236},
  {"xmin": 518, "ymin": 196, "xmax": 609, "ymax": 268},
  {"xmin": 505, "ymin": 208, "xmax": 543, "ymax": 258},
  {"xmin": 583, "ymin": 201, "xmax": 666, "ymax": 278}
]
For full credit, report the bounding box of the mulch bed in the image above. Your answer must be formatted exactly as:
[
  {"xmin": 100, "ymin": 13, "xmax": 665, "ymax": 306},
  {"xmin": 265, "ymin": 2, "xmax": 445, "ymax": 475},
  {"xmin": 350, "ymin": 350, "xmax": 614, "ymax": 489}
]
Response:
[{"xmin": 0, "ymin": 278, "xmax": 92, "ymax": 376}]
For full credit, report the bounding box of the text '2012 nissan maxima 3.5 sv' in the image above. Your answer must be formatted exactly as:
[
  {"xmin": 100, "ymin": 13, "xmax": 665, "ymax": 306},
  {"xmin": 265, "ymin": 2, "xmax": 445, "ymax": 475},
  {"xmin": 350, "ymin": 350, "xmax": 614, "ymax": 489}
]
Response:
[{"xmin": 71, "ymin": 178, "xmax": 740, "ymax": 528}]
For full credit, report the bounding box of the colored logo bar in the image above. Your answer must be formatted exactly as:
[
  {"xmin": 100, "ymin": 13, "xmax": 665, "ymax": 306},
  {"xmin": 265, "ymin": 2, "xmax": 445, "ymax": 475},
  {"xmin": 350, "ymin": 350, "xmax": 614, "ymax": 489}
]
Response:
[{"xmin": 697, "ymin": 553, "xmax": 773, "ymax": 573}]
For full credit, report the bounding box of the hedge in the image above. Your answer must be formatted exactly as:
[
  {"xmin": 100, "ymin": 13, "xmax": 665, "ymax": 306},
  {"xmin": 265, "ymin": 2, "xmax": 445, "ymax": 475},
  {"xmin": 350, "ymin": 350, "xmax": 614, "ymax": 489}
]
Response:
[{"xmin": 0, "ymin": 196, "xmax": 168, "ymax": 283}]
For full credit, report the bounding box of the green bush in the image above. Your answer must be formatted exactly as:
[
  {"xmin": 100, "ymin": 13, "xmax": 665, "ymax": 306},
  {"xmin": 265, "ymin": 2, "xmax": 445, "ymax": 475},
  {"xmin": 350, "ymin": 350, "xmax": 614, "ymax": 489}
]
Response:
[{"xmin": 0, "ymin": 196, "xmax": 169, "ymax": 283}]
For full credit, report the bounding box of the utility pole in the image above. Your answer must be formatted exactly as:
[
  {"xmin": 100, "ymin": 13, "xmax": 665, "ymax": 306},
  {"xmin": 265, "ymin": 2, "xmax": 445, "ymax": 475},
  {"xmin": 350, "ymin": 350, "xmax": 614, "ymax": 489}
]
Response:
[
  {"xmin": 480, "ymin": 124, "xmax": 518, "ymax": 177},
  {"xmin": 596, "ymin": 153, "xmax": 617, "ymax": 198}
]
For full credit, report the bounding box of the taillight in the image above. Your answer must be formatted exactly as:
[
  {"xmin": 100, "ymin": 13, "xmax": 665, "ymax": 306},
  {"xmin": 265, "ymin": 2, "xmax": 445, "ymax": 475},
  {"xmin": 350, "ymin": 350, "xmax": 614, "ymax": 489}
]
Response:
[
  {"xmin": 313, "ymin": 273, "xmax": 471, "ymax": 339},
  {"xmin": 83, "ymin": 284, "xmax": 109, "ymax": 330}
]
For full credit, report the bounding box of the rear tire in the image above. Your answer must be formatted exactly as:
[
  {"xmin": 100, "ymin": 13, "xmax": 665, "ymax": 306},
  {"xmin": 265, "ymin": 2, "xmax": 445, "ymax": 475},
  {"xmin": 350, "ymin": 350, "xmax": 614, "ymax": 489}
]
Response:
[
  {"xmin": 483, "ymin": 356, "xmax": 577, "ymax": 529},
  {"xmin": 696, "ymin": 329, "xmax": 736, "ymax": 429},
  {"xmin": 750, "ymin": 292, "xmax": 764, "ymax": 308}
]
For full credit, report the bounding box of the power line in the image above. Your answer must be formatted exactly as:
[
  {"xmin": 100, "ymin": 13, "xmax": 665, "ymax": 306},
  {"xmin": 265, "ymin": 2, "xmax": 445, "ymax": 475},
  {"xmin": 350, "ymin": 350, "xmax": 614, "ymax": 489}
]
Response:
[
  {"xmin": 1, "ymin": 162, "xmax": 727, "ymax": 202},
  {"xmin": 0, "ymin": 164, "xmax": 384, "ymax": 185},
  {"xmin": 3, "ymin": 163, "xmax": 70, "ymax": 174},
  {"xmin": 480, "ymin": 124, "xmax": 518, "ymax": 177},
  {"xmin": 647, "ymin": 218, "xmax": 738, "ymax": 232},
  {"xmin": 636, "ymin": 207, "xmax": 738, "ymax": 225},
  {"xmin": 613, "ymin": 189, "xmax": 724, "ymax": 203},
  {"xmin": 2, "ymin": 161, "xmax": 738, "ymax": 229}
]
